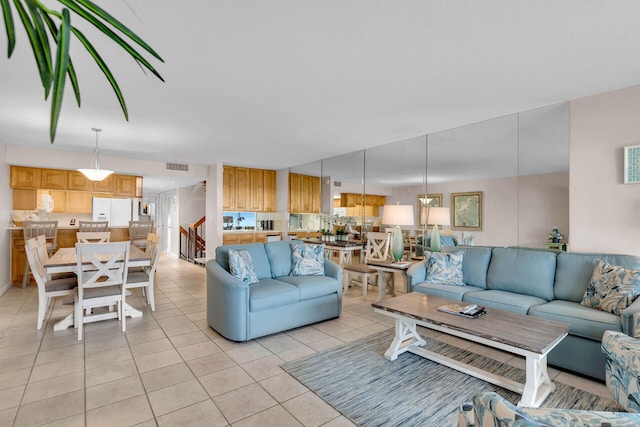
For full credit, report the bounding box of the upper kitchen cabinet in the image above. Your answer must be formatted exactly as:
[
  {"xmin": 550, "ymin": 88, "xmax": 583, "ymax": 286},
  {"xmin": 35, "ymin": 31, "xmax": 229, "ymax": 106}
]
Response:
[
  {"xmin": 223, "ymin": 166, "xmax": 277, "ymax": 212},
  {"xmin": 66, "ymin": 171, "xmax": 91, "ymax": 191},
  {"xmin": 92, "ymin": 174, "xmax": 114, "ymax": 193},
  {"xmin": 12, "ymin": 188, "xmax": 36, "ymax": 210},
  {"xmin": 289, "ymin": 173, "xmax": 321, "ymax": 214},
  {"xmin": 66, "ymin": 191, "xmax": 92, "ymax": 213},
  {"xmin": 263, "ymin": 169, "xmax": 277, "ymax": 212},
  {"xmin": 10, "ymin": 166, "xmax": 41, "ymax": 188},
  {"xmin": 115, "ymin": 175, "xmax": 142, "ymax": 197},
  {"xmin": 223, "ymin": 166, "xmax": 236, "ymax": 211},
  {"xmin": 40, "ymin": 169, "xmax": 67, "ymax": 189}
]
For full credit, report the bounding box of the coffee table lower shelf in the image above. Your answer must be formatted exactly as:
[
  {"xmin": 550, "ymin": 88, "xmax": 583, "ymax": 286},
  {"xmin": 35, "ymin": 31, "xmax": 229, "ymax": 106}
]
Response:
[{"xmin": 373, "ymin": 299, "xmax": 568, "ymax": 408}]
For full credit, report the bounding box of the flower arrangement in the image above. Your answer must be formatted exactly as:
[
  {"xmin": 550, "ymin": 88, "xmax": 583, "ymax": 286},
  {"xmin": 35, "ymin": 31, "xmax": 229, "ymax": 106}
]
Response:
[{"xmin": 548, "ymin": 226, "xmax": 564, "ymax": 243}]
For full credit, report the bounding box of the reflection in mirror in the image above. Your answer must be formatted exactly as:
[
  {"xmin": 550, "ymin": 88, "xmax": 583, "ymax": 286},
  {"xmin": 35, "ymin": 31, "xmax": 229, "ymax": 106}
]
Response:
[
  {"xmin": 417, "ymin": 193, "xmax": 442, "ymax": 227},
  {"xmin": 289, "ymin": 160, "xmax": 322, "ymax": 233},
  {"xmin": 321, "ymin": 150, "xmax": 365, "ymax": 237}
]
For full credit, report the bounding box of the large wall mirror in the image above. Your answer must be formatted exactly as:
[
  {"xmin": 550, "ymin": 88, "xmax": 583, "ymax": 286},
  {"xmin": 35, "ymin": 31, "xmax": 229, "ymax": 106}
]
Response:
[{"xmin": 287, "ymin": 101, "xmax": 569, "ymax": 248}]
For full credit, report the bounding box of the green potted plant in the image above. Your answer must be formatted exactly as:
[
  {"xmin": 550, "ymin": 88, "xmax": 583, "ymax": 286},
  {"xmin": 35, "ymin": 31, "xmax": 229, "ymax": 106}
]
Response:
[{"xmin": 335, "ymin": 228, "xmax": 347, "ymax": 242}]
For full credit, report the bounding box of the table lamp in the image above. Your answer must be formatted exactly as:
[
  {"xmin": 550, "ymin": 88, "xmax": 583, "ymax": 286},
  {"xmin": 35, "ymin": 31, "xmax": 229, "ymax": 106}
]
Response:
[
  {"xmin": 427, "ymin": 207, "xmax": 450, "ymax": 252},
  {"xmin": 381, "ymin": 203, "xmax": 415, "ymax": 261}
]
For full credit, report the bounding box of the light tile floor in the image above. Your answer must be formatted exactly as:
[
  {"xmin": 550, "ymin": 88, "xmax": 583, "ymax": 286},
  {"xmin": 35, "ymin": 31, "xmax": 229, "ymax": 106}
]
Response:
[{"xmin": 0, "ymin": 256, "xmax": 610, "ymax": 426}]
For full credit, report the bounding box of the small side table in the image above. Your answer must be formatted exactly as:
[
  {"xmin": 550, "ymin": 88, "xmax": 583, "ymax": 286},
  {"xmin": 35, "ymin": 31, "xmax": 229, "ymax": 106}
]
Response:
[{"xmin": 545, "ymin": 242, "xmax": 566, "ymax": 251}]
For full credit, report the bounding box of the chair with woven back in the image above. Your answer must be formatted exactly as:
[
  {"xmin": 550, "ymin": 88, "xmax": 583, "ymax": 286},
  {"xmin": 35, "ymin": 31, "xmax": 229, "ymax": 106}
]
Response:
[
  {"xmin": 76, "ymin": 231, "xmax": 111, "ymax": 244},
  {"xmin": 342, "ymin": 231, "xmax": 391, "ymax": 300},
  {"xmin": 74, "ymin": 241, "xmax": 130, "ymax": 340},
  {"xmin": 22, "ymin": 221, "xmax": 58, "ymax": 288},
  {"xmin": 24, "ymin": 238, "xmax": 77, "ymax": 329},
  {"xmin": 129, "ymin": 220, "xmax": 155, "ymax": 249},
  {"xmin": 125, "ymin": 233, "xmax": 160, "ymax": 311},
  {"xmin": 78, "ymin": 221, "xmax": 109, "ymax": 232}
]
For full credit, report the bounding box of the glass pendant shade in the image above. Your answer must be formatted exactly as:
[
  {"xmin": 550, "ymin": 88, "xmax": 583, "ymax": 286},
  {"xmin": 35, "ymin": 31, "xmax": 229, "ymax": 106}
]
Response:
[{"xmin": 78, "ymin": 128, "xmax": 113, "ymax": 182}]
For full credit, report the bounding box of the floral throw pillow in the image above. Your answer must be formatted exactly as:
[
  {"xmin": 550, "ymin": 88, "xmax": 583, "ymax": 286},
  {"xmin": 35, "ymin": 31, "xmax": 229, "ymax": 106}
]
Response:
[
  {"xmin": 581, "ymin": 260, "xmax": 640, "ymax": 315},
  {"xmin": 290, "ymin": 242, "xmax": 325, "ymax": 276},
  {"xmin": 424, "ymin": 252, "xmax": 464, "ymax": 286},
  {"xmin": 228, "ymin": 249, "xmax": 259, "ymax": 285}
]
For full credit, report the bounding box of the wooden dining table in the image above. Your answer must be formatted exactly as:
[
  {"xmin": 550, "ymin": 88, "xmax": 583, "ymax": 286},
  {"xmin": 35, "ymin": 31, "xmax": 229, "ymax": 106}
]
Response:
[{"xmin": 44, "ymin": 244, "xmax": 151, "ymax": 331}]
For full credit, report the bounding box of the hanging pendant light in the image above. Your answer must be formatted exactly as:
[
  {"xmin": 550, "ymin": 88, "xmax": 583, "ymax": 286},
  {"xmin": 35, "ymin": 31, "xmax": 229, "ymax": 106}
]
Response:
[{"xmin": 78, "ymin": 128, "xmax": 114, "ymax": 181}]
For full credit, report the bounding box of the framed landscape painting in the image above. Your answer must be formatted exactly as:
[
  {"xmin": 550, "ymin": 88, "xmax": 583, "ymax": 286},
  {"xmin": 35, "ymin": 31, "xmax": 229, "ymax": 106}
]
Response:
[{"xmin": 451, "ymin": 191, "xmax": 482, "ymax": 231}]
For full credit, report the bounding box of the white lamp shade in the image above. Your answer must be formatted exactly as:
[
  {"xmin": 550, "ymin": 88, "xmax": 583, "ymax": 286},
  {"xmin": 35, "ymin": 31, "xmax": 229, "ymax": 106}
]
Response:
[
  {"xmin": 427, "ymin": 207, "xmax": 450, "ymax": 226},
  {"xmin": 381, "ymin": 204, "xmax": 414, "ymax": 226},
  {"xmin": 77, "ymin": 168, "xmax": 114, "ymax": 181}
]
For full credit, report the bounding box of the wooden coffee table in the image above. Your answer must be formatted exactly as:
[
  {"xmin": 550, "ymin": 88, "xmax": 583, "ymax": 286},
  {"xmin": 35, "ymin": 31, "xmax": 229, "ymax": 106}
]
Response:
[{"xmin": 372, "ymin": 292, "xmax": 570, "ymax": 408}]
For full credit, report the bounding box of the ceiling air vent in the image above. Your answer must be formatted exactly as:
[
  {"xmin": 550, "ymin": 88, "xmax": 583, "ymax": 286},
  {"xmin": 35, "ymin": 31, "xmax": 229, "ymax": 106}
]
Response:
[
  {"xmin": 334, "ymin": 181, "xmax": 342, "ymax": 187},
  {"xmin": 166, "ymin": 162, "xmax": 189, "ymax": 171}
]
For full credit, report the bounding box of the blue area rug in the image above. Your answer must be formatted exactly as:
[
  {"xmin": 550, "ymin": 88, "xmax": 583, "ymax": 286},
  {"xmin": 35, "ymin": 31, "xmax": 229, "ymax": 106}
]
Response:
[{"xmin": 282, "ymin": 329, "xmax": 620, "ymax": 426}]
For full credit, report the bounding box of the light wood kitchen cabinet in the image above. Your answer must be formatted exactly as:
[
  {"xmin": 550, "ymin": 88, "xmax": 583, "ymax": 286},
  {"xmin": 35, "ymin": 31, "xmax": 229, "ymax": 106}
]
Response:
[
  {"xmin": 263, "ymin": 169, "xmax": 277, "ymax": 212},
  {"xmin": 66, "ymin": 171, "xmax": 91, "ymax": 191},
  {"xmin": 40, "ymin": 169, "xmax": 67, "ymax": 189},
  {"xmin": 12, "ymin": 188, "xmax": 37, "ymax": 210},
  {"xmin": 10, "ymin": 166, "xmax": 40, "ymax": 188},
  {"xmin": 289, "ymin": 173, "xmax": 321, "ymax": 214},
  {"xmin": 234, "ymin": 167, "xmax": 251, "ymax": 211},
  {"xmin": 93, "ymin": 174, "xmax": 114, "ymax": 193},
  {"xmin": 223, "ymin": 166, "xmax": 236, "ymax": 210},
  {"xmin": 115, "ymin": 175, "xmax": 138, "ymax": 197},
  {"xmin": 66, "ymin": 191, "xmax": 92, "ymax": 213},
  {"xmin": 288, "ymin": 173, "xmax": 302, "ymax": 213},
  {"xmin": 250, "ymin": 168, "xmax": 264, "ymax": 211}
]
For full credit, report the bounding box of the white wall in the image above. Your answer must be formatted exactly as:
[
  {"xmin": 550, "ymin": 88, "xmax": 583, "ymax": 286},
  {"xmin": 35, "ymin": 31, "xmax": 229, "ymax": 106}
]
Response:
[
  {"xmin": 178, "ymin": 184, "xmax": 206, "ymax": 229},
  {"xmin": 205, "ymin": 163, "xmax": 223, "ymax": 260},
  {"xmin": 570, "ymin": 85, "xmax": 640, "ymax": 256},
  {"xmin": 0, "ymin": 140, "xmax": 11, "ymax": 295}
]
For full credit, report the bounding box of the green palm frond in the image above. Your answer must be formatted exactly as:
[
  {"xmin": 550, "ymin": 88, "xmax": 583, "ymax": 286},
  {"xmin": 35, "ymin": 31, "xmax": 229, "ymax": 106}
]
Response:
[{"xmin": 1, "ymin": 0, "xmax": 164, "ymax": 142}]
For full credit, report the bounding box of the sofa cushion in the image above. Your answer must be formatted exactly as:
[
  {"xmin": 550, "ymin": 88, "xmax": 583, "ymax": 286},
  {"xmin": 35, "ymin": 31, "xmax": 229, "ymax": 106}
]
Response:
[
  {"xmin": 463, "ymin": 290, "xmax": 547, "ymax": 315},
  {"xmin": 249, "ymin": 279, "xmax": 299, "ymax": 311},
  {"xmin": 443, "ymin": 246, "xmax": 492, "ymax": 289},
  {"xmin": 264, "ymin": 240, "xmax": 293, "ymax": 278},
  {"xmin": 290, "ymin": 242, "xmax": 325, "ymax": 276},
  {"xmin": 580, "ymin": 260, "xmax": 640, "ymax": 315},
  {"xmin": 228, "ymin": 249, "xmax": 259, "ymax": 285},
  {"xmin": 529, "ymin": 300, "xmax": 622, "ymax": 341},
  {"xmin": 555, "ymin": 252, "xmax": 640, "ymax": 302},
  {"xmin": 413, "ymin": 283, "xmax": 483, "ymax": 301},
  {"xmin": 277, "ymin": 275, "xmax": 338, "ymax": 300},
  {"xmin": 486, "ymin": 248, "xmax": 556, "ymax": 301},
  {"xmin": 216, "ymin": 243, "xmax": 272, "ymax": 280}
]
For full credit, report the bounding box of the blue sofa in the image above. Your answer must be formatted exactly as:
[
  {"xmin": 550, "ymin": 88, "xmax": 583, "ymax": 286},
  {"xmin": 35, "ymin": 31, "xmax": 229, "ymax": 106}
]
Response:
[
  {"xmin": 407, "ymin": 246, "xmax": 640, "ymax": 380},
  {"xmin": 206, "ymin": 241, "xmax": 343, "ymax": 341},
  {"xmin": 415, "ymin": 234, "xmax": 458, "ymax": 257}
]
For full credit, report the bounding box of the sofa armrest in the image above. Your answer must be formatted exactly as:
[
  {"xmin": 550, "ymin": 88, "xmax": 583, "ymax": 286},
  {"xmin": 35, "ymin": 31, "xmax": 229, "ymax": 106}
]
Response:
[
  {"xmin": 621, "ymin": 297, "xmax": 640, "ymax": 337},
  {"xmin": 407, "ymin": 261, "xmax": 427, "ymax": 290},
  {"xmin": 324, "ymin": 259, "xmax": 342, "ymax": 283},
  {"xmin": 205, "ymin": 260, "xmax": 250, "ymax": 341}
]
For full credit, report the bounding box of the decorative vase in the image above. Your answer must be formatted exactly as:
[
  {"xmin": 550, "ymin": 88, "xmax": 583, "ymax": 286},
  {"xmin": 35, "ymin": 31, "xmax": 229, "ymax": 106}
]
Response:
[
  {"xmin": 552, "ymin": 237, "xmax": 560, "ymax": 243},
  {"xmin": 391, "ymin": 226, "xmax": 404, "ymax": 261},
  {"xmin": 430, "ymin": 225, "xmax": 442, "ymax": 252}
]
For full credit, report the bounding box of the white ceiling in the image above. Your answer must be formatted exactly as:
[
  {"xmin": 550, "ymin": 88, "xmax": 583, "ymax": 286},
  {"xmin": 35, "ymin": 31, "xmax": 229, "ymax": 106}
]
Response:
[{"xmin": 1, "ymin": 1, "xmax": 639, "ymax": 192}]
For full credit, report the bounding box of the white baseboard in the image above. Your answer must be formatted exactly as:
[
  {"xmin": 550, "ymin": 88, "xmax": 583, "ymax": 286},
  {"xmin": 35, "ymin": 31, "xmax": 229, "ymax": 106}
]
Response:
[{"xmin": 0, "ymin": 281, "xmax": 12, "ymax": 297}]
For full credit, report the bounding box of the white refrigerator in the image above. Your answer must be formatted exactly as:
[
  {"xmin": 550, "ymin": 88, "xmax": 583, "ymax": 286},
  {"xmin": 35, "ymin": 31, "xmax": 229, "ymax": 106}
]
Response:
[{"xmin": 92, "ymin": 197, "xmax": 134, "ymax": 226}]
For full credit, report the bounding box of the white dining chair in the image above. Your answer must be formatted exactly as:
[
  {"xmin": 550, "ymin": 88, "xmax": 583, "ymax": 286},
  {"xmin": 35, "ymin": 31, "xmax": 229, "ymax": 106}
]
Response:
[
  {"xmin": 24, "ymin": 238, "xmax": 77, "ymax": 330},
  {"xmin": 22, "ymin": 220, "xmax": 58, "ymax": 288},
  {"xmin": 78, "ymin": 221, "xmax": 109, "ymax": 232},
  {"xmin": 129, "ymin": 220, "xmax": 155, "ymax": 249},
  {"xmin": 76, "ymin": 231, "xmax": 111, "ymax": 243},
  {"xmin": 125, "ymin": 233, "xmax": 160, "ymax": 311},
  {"xmin": 35, "ymin": 235, "xmax": 76, "ymax": 281},
  {"xmin": 75, "ymin": 241, "xmax": 130, "ymax": 340},
  {"xmin": 342, "ymin": 231, "xmax": 391, "ymax": 300}
]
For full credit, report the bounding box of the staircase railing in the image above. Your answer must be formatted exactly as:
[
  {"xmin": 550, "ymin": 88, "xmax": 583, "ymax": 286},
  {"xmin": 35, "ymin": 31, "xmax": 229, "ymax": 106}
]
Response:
[{"xmin": 179, "ymin": 216, "xmax": 206, "ymax": 264}]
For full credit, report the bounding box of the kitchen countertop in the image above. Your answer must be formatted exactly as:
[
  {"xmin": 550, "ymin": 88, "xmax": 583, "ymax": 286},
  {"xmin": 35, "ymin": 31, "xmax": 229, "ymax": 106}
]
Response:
[{"xmin": 7, "ymin": 225, "xmax": 130, "ymax": 231}]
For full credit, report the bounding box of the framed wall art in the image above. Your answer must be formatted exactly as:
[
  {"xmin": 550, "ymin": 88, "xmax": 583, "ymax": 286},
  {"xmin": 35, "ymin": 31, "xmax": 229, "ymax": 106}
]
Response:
[
  {"xmin": 451, "ymin": 191, "xmax": 482, "ymax": 231},
  {"xmin": 624, "ymin": 145, "xmax": 640, "ymax": 184}
]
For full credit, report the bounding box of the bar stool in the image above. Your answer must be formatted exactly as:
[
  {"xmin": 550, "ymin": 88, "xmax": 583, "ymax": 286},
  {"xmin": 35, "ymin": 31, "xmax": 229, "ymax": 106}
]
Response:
[{"xmin": 22, "ymin": 221, "xmax": 58, "ymax": 288}]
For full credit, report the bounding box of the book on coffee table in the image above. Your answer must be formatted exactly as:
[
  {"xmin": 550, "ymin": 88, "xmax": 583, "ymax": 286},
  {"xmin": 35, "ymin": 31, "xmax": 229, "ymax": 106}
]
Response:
[{"xmin": 437, "ymin": 303, "xmax": 486, "ymax": 319}]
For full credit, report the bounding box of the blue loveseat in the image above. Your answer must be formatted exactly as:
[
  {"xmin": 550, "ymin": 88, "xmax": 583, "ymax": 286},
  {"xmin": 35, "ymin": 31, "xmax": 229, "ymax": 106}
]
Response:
[
  {"xmin": 407, "ymin": 246, "xmax": 640, "ymax": 380},
  {"xmin": 415, "ymin": 234, "xmax": 458, "ymax": 257},
  {"xmin": 206, "ymin": 241, "xmax": 343, "ymax": 341}
]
